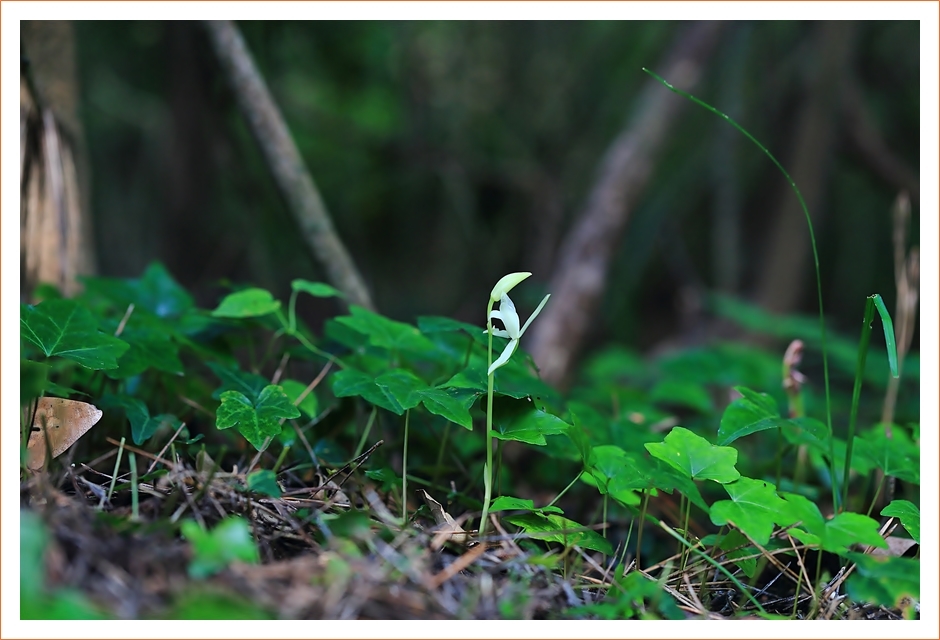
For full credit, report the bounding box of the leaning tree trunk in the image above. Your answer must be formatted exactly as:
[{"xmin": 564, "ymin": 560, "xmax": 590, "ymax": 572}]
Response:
[
  {"xmin": 21, "ymin": 21, "xmax": 94, "ymax": 300},
  {"xmin": 528, "ymin": 21, "xmax": 724, "ymax": 390}
]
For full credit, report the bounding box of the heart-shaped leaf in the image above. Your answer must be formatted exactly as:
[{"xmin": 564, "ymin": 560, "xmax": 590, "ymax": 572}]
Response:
[
  {"xmin": 211, "ymin": 288, "xmax": 281, "ymax": 318},
  {"xmin": 279, "ymin": 379, "xmax": 319, "ymax": 419},
  {"xmin": 881, "ymin": 500, "xmax": 920, "ymax": 543},
  {"xmin": 21, "ymin": 300, "xmax": 129, "ymax": 370},
  {"xmin": 782, "ymin": 493, "xmax": 887, "ymax": 553},
  {"xmin": 709, "ymin": 477, "xmax": 791, "ymax": 546},
  {"xmin": 718, "ymin": 387, "xmax": 781, "ymax": 445},
  {"xmin": 646, "ymin": 427, "xmax": 740, "ymax": 483},
  {"xmin": 216, "ymin": 385, "xmax": 300, "ymax": 450}
]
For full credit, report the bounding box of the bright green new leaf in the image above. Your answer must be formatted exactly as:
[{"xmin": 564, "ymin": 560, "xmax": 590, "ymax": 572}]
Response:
[
  {"xmin": 216, "ymin": 385, "xmax": 300, "ymax": 450},
  {"xmin": 709, "ymin": 477, "xmax": 790, "ymax": 546},
  {"xmin": 871, "ymin": 294, "xmax": 899, "ymax": 378},
  {"xmin": 717, "ymin": 387, "xmax": 787, "ymax": 446},
  {"xmin": 21, "ymin": 299, "xmax": 129, "ymax": 370},
  {"xmin": 881, "ymin": 500, "xmax": 920, "ymax": 543},
  {"xmin": 181, "ymin": 517, "xmax": 260, "ymax": 579},
  {"xmin": 505, "ymin": 512, "xmax": 613, "ymax": 555},
  {"xmin": 211, "ymin": 288, "xmax": 281, "ymax": 318},
  {"xmin": 247, "ymin": 469, "xmax": 281, "ymax": 498},
  {"xmin": 417, "ymin": 386, "xmax": 479, "ymax": 430},
  {"xmin": 291, "ymin": 279, "xmax": 345, "ymax": 299},
  {"xmin": 646, "ymin": 427, "xmax": 740, "ymax": 483}
]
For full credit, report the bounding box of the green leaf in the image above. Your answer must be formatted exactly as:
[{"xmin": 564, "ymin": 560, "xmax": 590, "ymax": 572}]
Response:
[
  {"xmin": 81, "ymin": 262, "xmax": 193, "ymax": 318},
  {"xmin": 854, "ymin": 431, "xmax": 919, "ymax": 484},
  {"xmin": 489, "ymin": 496, "xmax": 564, "ymax": 515},
  {"xmin": 331, "ymin": 368, "xmax": 404, "ymax": 415},
  {"xmin": 845, "ymin": 552, "xmax": 918, "ymax": 611},
  {"xmin": 650, "ymin": 379, "xmax": 714, "ymax": 414},
  {"xmin": 211, "ymin": 288, "xmax": 281, "ymax": 318},
  {"xmin": 782, "ymin": 493, "xmax": 887, "ymax": 553},
  {"xmin": 717, "ymin": 387, "xmax": 786, "ymax": 446},
  {"xmin": 335, "ymin": 306, "xmax": 438, "ymax": 355},
  {"xmin": 21, "ymin": 359, "xmax": 50, "ymax": 403},
  {"xmin": 417, "ymin": 386, "xmax": 479, "ymax": 430},
  {"xmin": 99, "ymin": 394, "xmax": 181, "ymax": 445},
  {"xmin": 504, "ymin": 513, "xmax": 613, "ymax": 555},
  {"xmin": 291, "ymin": 279, "xmax": 345, "ymax": 299},
  {"xmin": 709, "ymin": 477, "xmax": 790, "ymax": 546},
  {"xmin": 719, "ymin": 529, "xmax": 758, "ymax": 578},
  {"xmin": 881, "ymin": 500, "xmax": 920, "ymax": 543},
  {"xmin": 21, "ymin": 299, "xmax": 129, "ymax": 369},
  {"xmin": 490, "ymin": 396, "xmax": 569, "ymax": 446},
  {"xmin": 216, "ymin": 385, "xmax": 300, "ymax": 450},
  {"xmin": 564, "ymin": 420, "xmax": 597, "ymax": 470},
  {"xmin": 207, "ymin": 362, "xmax": 269, "ymax": 402},
  {"xmin": 247, "ymin": 470, "xmax": 281, "ymax": 498},
  {"xmin": 870, "ymin": 294, "xmax": 899, "ymax": 378},
  {"xmin": 417, "ymin": 315, "xmax": 488, "ymax": 346},
  {"xmin": 374, "ymin": 368, "xmax": 427, "ymax": 412},
  {"xmin": 104, "ymin": 326, "xmax": 184, "ymax": 379},
  {"xmin": 645, "ymin": 427, "xmax": 740, "ymax": 483},
  {"xmin": 279, "ymin": 379, "xmax": 319, "ymax": 418},
  {"xmin": 181, "ymin": 517, "xmax": 259, "ymax": 579}
]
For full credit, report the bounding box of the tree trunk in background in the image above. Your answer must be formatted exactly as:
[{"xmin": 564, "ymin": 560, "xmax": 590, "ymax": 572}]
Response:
[
  {"xmin": 754, "ymin": 21, "xmax": 856, "ymax": 316},
  {"xmin": 21, "ymin": 21, "xmax": 94, "ymax": 300},
  {"xmin": 528, "ymin": 21, "xmax": 724, "ymax": 390}
]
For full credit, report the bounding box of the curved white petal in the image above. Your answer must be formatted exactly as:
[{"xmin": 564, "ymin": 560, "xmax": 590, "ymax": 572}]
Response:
[
  {"xmin": 490, "ymin": 272, "xmax": 531, "ymax": 302},
  {"xmin": 519, "ymin": 293, "xmax": 551, "ymax": 336},
  {"xmin": 490, "ymin": 328, "xmax": 511, "ymax": 339},
  {"xmin": 487, "ymin": 338, "xmax": 519, "ymax": 375},
  {"xmin": 499, "ymin": 293, "xmax": 521, "ymax": 338}
]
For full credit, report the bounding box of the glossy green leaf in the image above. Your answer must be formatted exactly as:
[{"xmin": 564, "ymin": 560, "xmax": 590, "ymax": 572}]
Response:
[
  {"xmin": 717, "ymin": 387, "xmax": 786, "ymax": 446},
  {"xmin": 104, "ymin": 326, "xmax": 184, "ymax": 379},
  {"xmin": 247, "ymin": 469, "xmax": 281, "ymax": 498},
  {"xmin": 279, "ymin": 379, "xmax": 319, "ymax": 418},
  {"xmin": 417, "ymin": 386, "xmax": 479, "ymax": 430},
  {"xmin": 331, "ymin": 368, "xmax": 402, "ymax": 414},
  {"xmin": 490, "ymin": 396, "xmax": 569, "ymax": 446},
  {"xmin": 504, "ymin": 513, "xmax": 613, "ymax": 555},
  {"xmin": 211, "ymin": 288, "xmax": 281, "ymax": 318},
  {"xmin": 881, "ymin": 500, "xmax": 920, "ymax": 543},
  {"xmin": 374, "ymin": 368, "xmax": 427, "ymax": 412},
  {"xmin": 335, "ymin": 306, "xmax": 438, "ymax": 355},
  {"xmin": 216, "ymin": 385, "xmax": 300, "ymax": 450},
  {"xmin": 782, "ymin": 493, "xmax": 887, "ymax": 553},
  {"xmin": 181, "ymin": 517, "xmax": 259, "ymax": 578},
  {"xmin": 21, "ymin": 299, "xmax": 129, "ymax": 370},
  {"xmin": 291, "ymin": 279, "xmax": 345, "ymax": 299},
  {"xmin": 709, "ymin": 477, "xmax": 791, "ymax": 546},
  {"xmin": 645, "ymin": 427, "xmax": 740, "ymax": 483}
]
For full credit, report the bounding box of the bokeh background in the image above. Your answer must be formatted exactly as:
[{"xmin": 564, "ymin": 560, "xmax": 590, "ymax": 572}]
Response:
[{"xmin": 32, "ymin": 20, "xmax": 922, "ymax": 397}]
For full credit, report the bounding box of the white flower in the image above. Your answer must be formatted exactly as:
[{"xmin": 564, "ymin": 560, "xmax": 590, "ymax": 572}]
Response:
[
  {"xmin": 486, "ymin": 291, "xmax": 550, "ymax": 375},
  {"xmin": 490, "ymin": 272, "xmax": 532, "ymax": 302}
]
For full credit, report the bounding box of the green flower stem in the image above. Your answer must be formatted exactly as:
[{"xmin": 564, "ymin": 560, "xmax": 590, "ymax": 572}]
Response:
[
  {"xmin": 479, "ymin": 298, "xmax": 496, "ymax": 539},
  {"xmin": 546, "ymin": 471, "xmax": 581, "ymax": 508},
  {"xmin": 402, "ymin": 409, "xmax": 410, "ymax": 525}
]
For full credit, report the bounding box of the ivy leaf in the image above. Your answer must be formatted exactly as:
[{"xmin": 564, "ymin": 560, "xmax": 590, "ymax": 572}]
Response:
[
  {"xmin": 881, "ymin": 500, "xmax": 920, "ymax": 543},
  {"xmin": 21, "ymin": 300, "xmax": 129, "ymax": 370},
  {"xmin": 291, "ymin": 279, "xmax": 345, "ymax": 299},
  {"xmin": 104, "ymin": 326, "xmax": 184, "ymax": 379},
  {"xmin": 81, "ymin": 262, "xmax": 193, "ymax": 318},
  {"xmin": 489, "ymin": 496, "xmax": 563, "ymax": 516},
  {"xmin": 211, "ymin": 288, "xmax": 281, "ymax": 318},
  {"xmin": 782, "ymin": 493, "xmax": 887, "ymax": 553},
  {"xmin": 335, "ymin": 306, "xmax": 438, "ymax": 355},
  {"xmin": 331, "ymin": 368, "xmax": 402, "ymax": 414},
  {"xmin": 646, "ymin": 427, "xmax": 740, "ymax": 483},
  {"xmin": 100, "ymin": 394, "xmax": 181, "ymax": 445},
  {"xmin": 374, "ymin": 369, "xmax": 427, "ymax": 412},
  {"xmin": 417, "ymin": 386, "xmax": 479, "ymax": 430},
  {"xmin": 490, "ymin": 396, "xmax": 569, "ymax": 446},
  {"xmin": 216, "ymin": 385, "xmax": 300, "ymax": 450},
  {"xmin": 709, "ymin": 477, "xmax": 791, "ymax": 546},
  {"xmin": 207, "ymin": 362, "xmax": 269, "ymax": 402},
  {"xmin": 505, "ymin": 512, "xmax": 613, "ymax": 555}
]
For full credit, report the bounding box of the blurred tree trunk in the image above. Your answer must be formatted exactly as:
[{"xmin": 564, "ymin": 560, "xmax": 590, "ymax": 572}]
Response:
[
  {"xmin": 754, "ymin": 21, "xmax": 856, "ymax": 315},
  {"xmin": 528, "ymin": 21, "xmax": 723, "ymax": 390},
  {"xmin": 21, "ymin": 21, "xmax": 94, "ymax": 300}
]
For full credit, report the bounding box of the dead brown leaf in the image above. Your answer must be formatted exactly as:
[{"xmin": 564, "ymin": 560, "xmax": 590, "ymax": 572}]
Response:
[
  {"xmin": 418, "ymin": 489, "xmax": 471, "ymax": 546},
  {"xmin": 25, "ymin": 397, "xmax": 103, "ymax": 471}
]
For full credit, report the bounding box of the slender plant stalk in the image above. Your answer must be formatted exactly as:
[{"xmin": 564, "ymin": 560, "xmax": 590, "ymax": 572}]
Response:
[
  {"xmin": 402, "ymin": 409, "xmax": 410, "ymax": 525},
  {"xmin": 644, "ymin": 67, "xmax": 836, "ymax": 509},
  {"xmin": 353, "ymin": 407, "xmax": 377, "ymax": 459},
  {"xmin": 842, "ymin": 296, "xmax": 876, "ymax": 511},
  {"xmin": 546, "ymin": 472, "xmax": 582, "ymax": 508},
  {"xmin": 129, "ymin": 452, "xmax": 139, "ymax": 521},
  {"xmin": 636, "ymin": 489, "xmax": 650, "ymax": 571},
  {"xmin": 104, "ymin": 437, "xmax": 126, "ymax": 506},
  {"xmin": 479, "ymin": 298, "xmax": 497, "ymax": 539}
]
